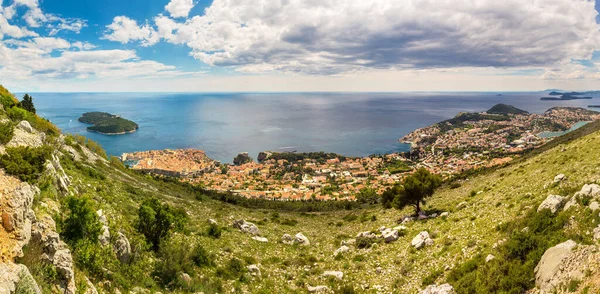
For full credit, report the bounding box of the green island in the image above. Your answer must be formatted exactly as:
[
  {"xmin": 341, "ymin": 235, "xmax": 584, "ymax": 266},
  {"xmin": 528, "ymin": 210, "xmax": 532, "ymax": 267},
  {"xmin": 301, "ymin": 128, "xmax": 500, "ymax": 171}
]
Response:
[{"xmin": 78, "ymin": 111, "xmax": 139, "ymax": 135}]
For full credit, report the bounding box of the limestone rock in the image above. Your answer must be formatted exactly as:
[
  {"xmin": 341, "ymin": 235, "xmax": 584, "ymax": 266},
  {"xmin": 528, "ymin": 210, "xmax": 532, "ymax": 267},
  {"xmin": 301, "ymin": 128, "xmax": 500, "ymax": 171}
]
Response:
[
  {"xmin": 1, "ymin": 182, "xmax": 38, "ymax": 257},
  {"xmin": 17, "ymin": 121, "xmax": 34, "ymax": 133},
  {"xmin": 575, "ymin": 184, "xmax": 600, "ymax": 198},
  {"xmin": 534, "ymin": 240, "xmax": 583, "ymax": 293},
  {"xmin": 419, "ymin": 283, "xmax": 455, "ymax": 294},
  {"xmin": 537, "ymin": 195, "xmax": 565, "ymax": 214},
  {"xmin": 281, "ymin": 234, "xmax": 294, "ymax": 245},
  {"xmin": 208, "ymin": 219, "xmax": 217, "ymax": 225},
  {"xmin": 0, "ymin": 263, "xmax": 42, "ymax": 294},
  {"xmin": 294, "ymin": 233, "xmax": 310, "ymax": 246},
  {"xmin": 247, "ymin": 264, "xmax": 261, "ymax": 277},
  {"xmin": 232, "ymin": 219, "xmax": 259, "ymax": 235},
  {"xmin": 412, "ymin": 231, "xmax": 433, "ymax": 249},
  {"xmin": 590, "ymin": 201, "xmax": 600, "ymax": 211},
  {"xmin": 382, "ymin": 229, "xmax": 399, "ymax": 243},
  {"xmin": 84, "ymin": 276, "xmax": 98, "ymax": 294},
  {"xmin": 322, "ymin": 271, "xmax": 343, "ymax": 280},
  {"xmin": 179, "ymin": 272, "xmax": 191, "ymax": 285},
  {"xmin": 114, "ymin": 232, "xmax": 132, "ymax": 263},
  {"xmin": 252, "ymin": 236, "xmax": 268, "ymax": 243},
  {"xmin": 334, "ymin": 245, "xmax": 349, "ymax": 256},
  {"xmin": 96, "ymin": 210, "xmax": 110, "ymax": 247},
  {"xmin": 485, "ymin": 254, "xmax": 495, "ymax": 262},
  {"xmin": 307, "ymin": 285, "xmax": 329, "ymax": 293},
  {"xmin": 593, "ymin": 225, "xmax": 600, "ymax": 241},
  {"xmin": 440, "ymin": 212, "xmax": 450, "ymax": 217},
  {"xmin": 553, "ymin": 174, "xmax": 566, "ymax": 183},
  {"xmin": 7, "ymin": 125, "xmax": 44, "ymax": 148}
]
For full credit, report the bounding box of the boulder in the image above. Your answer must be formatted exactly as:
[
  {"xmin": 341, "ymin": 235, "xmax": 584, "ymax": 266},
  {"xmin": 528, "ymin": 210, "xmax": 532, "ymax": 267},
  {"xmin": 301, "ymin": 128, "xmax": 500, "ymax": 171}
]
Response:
[
  {"xmin": 179, "ymin": 272, "xmax": 191, "ymax": 285},
  {"xmin": 294, "ymin": 233, "xmax": 310, "ymax": 246},
  {"xmin": 247, "ymin": 264, "xmax": 261, "ymax": 277},
  {"xmin": 456, "ymin": 202, "xmax": 468, "ymax": 210},
  {"xmin": 485, "ymin": 254, "xmax": 495, "ymax": 263},
  {"xmin": 17, "ymin": 121, "xmax": 34, "ymax": 133},
  {"xmin": 553, "ymin": 174, "xmax": 566, "ymax": 183},
  {"xmin": 356, "ymin": 231, "xmax": 377, "ymax": 239},
  {"xmin": 575, "ymin": 184, "xmax": 600, "ymax": 198},
  {"xmin": 537, "ymin": 195, "xmax": 565, "ymax": 214},
  {"xmin": 252, "ymin": 236, "xmax": 268, "ymax": 243},
  {"xmin": 232, "ymin": 219, "xmax": 259, "ymax": 235},
  {"xmin": 334, "ymin": 245, "xmax": 350, "ymax": 256},
  {"xmin": 412, "ymin": 231, "xmax": 433, "ymax": 249},
  {"xmin": 114, "ymin": 232, "xmax": 131, "ymax": 263},
  {"xmin": 590, "ymin": 201, "xmax": 600, "ymax": 211},
  {"xmin": 281, "ymin": 234, "xmax": 294, "ymax": 245},
  {"xmin": 208, "ymin": 219, "xmax": 218, "ymax": 225},
  {"xmin": 382, "ymin": 229, "xmax": 399, "ymax": 243},
  {"xmin": 307, "ymin": 285, "xmax": 329, "ymax": 293},
  {"xmin": 534, "ymin": 240, "xmax": 579, "ymax": 292},
  {"xmin": 440, "ymin": 212, "xmax": 449, "ymax": 217},
  {"xmin": 419, "ymin": 283, "xmax": 455, "ymax": 294},
  {"xmin": 322, "ymin": 271, "xmax": 343, "ymax": 280},
  {"xmin": 1, "ymin": 182, "xmax": 38, "ymax": 257},
  {"xmin": 257, "ymin": 151, "xmax": 272, "ymax": 162}
]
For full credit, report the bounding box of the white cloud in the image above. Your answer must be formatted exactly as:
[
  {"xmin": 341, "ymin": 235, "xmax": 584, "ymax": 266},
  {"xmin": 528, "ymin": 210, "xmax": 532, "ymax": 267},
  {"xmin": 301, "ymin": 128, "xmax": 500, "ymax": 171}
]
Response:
[
  {"xmin": 0, "ymin": 14, "xmax": 38, "ymax": 39},
  {"xmin": 72, "ymin": 41, "xmax": 96, "ymax": 50},
  {"xmin": 103, "ymin": 16, "xmax": 159, "ymax": 46},
  {"xmin": 165, "ymin": 0, "xmax": 195, "ymax": 18},
  {"xmin": 104, "ymin": 0, "xmax": 600, "ymax": 75}
]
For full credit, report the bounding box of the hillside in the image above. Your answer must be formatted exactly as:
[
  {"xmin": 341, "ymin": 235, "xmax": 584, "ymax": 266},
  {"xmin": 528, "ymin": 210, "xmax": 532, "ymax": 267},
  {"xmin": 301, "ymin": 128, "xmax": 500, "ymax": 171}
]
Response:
[
  {"xmin": 486, "ymin": 103, "xmax": 529, "ymax": 115},
  {"xmin": 1, "ymin": 86, "xmax": 600, "ymax": 293}
]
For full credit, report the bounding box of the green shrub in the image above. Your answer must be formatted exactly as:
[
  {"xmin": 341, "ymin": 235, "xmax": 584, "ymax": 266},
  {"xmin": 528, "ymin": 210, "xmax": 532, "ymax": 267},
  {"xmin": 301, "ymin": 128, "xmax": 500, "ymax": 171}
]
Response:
[
  {"xmin": 0, "ymin": 146, "xmax": 51, "ymax": 182},
  {"xmin": 0, "ymin": 121, "xmax": 14, "ymax": 144},
  {"xmin": 72, "ymin": 238, "xmax": 116, "ymax": 277},
  {"xmin": 192, "ymin": 243, "xmax": 214, "ymax": 267},
  {"xmin": 216, "ymin": 258, "xmax": 246, "ymax": 280},
  {"xmin": 136, "ymin": 198, "xmax": 188, "ymax": 251},
  {"xmin": 206, "ymin": 223, "xmax": 222, "ymax": 239},
  {"xmin": 154, "ymin": 236, "xmax": 197, "ymax": 286},
  {"xmin": 62, "ymin": 196, "xmax": 102, "ymax": 246},
  {"xmin": 7, "ymin": 107, "xmax": 29, "ymax": 122}
]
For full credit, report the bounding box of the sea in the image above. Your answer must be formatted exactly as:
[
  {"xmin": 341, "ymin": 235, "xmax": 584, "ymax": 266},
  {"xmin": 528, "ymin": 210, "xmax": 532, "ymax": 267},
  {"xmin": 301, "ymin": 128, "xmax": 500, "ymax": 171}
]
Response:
[{"xmin": 27, "ymin": 92, "xmax": 600, "ymax": 163}]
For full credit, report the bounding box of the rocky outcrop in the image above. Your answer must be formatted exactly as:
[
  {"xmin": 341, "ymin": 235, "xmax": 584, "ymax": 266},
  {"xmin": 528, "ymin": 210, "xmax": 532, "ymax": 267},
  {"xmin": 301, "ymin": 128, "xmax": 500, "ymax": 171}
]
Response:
[
  {"xmin": 247, "ymin": 264, "xmax": 261, "ymax": 277},
  {"xmin": 96, "ymin": 210, "xmax": 110, "ymax": 246},
  {"xmin": 252, "ymin": 236, "xmax": 268, "ymax": 242},
  {"xmin": 232, "ymin": 219, "xmax": 259, "ymax": 235},
  {"xmin": 537, "ymin": 195, "xmax": 565, "ymax": 214},
  {"xmin": 382, "ymin": 228, "xmax": 399, "ymax": 243},
  {"xmin": 575, "ymin": 184, "xmax": 600, "ymax": 198},
  {"xmin": 419, "ymin": 283, "xmax": 455, "ymax": 294},
  {"xmin": 84, "ymin": 276, "xmax": 98, "ymax": 294},
  {"xmin": 307, "ymin": 285, "xmax": 330, "ymax": 293},
  {"xmin": 553, "ymin": 174, "xmax": 566, "ymax": 184},
  {"xmin": 534, "ymin": 240, "xmax": 595, "ymax": 293},
  {"xmin": 114, "ymin": 232, "xmax": 132, "ymax": 263},
  {"xmin": 257, "ymin": 151, "xmax": 272, "ymax": 162},
  {"xmin": 412, "ymin": 231, "xmax": 434, "ymax": 249},
  {"xmin": 233, "ymin": 152, "xmax": 252, "ymax": 166},
  {"xmin": 31, "ymin": 215, "xmax": 76, "ymax": 294},
  {"xmin": 45, "ymin": 152, "xmax": 71, "ymax": 193},
  {"xmin": 0, "ymin": 262, "xmax": 42, "ymax": 294},
  {"xmin": 7, "ymin": 121, "xmax": 44, "ymax": 148},
  {"xmin": 1, "ymin": 179, "xmax": 38, "ymax": 259},
  {"xmin": 334, "ymin": 245, "xmax": 349, "ymax": 256}
]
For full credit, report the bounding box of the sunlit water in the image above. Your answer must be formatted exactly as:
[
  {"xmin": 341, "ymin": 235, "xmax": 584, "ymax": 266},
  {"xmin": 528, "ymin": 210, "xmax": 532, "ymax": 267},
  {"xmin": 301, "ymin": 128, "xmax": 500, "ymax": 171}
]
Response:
[{"xmin": 28, "ymin": 92, "xmax": 599, "ymax": 163}]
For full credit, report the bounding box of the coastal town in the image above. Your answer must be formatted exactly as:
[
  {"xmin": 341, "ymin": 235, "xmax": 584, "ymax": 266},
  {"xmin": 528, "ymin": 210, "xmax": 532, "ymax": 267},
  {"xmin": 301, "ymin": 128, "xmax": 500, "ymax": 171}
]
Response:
[{"xmin": 122, "ymin": 105, "xmax": 600, "ymax": 201}]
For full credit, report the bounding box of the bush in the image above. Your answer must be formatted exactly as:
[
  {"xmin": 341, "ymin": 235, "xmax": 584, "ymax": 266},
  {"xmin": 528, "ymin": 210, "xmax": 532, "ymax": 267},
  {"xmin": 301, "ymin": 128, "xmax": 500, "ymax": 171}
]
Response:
[
  {"xmin": 155, "ymin": 236, "xmax": 197, "ymax": 286},
  {"xmin": 72, "ymin": 238, "xmax": 115, "ymax": 277},
  {"xmin": 62, "ymin": 196, "xmax": 102, "ymax": 246},
  {"xmin": 192, "ymin": 243, "xmax": 214, "ymax": 267},
  {"xmin": 216, "ymin": 258, "xmax": 246, "ymax": 280},
  {"xmin": 0, "ymin": 146, "xmax": 52, "ymax": 182},
  {"xmin": 206, "ymin": 223, "xmax": 222, "ymax": 239},
  {"xmin": 0, "ymin": 121, "xmax": 14, "ymax": 144},
  {"xmin": 6, "ymin": 107, "xmax": 29, "ymax": 122},
  {"xmin": 136, "ymin": 198, "xmax": 188, "ymax": 251}
]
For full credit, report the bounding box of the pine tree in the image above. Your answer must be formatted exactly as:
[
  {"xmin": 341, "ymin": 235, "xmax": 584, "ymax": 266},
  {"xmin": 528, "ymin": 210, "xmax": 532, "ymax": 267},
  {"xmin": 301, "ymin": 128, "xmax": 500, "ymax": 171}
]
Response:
[{"xmin": 19, "ymin": 94, "xmax": 36, "ymax": 114}]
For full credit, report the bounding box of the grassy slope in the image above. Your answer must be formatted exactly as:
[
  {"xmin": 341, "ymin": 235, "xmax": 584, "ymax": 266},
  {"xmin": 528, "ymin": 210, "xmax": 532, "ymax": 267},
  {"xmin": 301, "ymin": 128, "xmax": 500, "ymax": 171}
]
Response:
[{"xmin": 33, "ymin": 122, "xmax": 600, "ymax": 293}]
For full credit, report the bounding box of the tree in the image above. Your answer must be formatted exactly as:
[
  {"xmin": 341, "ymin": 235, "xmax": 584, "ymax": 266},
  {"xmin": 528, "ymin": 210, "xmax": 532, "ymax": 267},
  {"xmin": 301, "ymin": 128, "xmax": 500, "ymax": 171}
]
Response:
[
  {"xmin": 384, "ymin": 168, "xmax": 441, "ymax": 214},
  {"xmin": 62, "ymin": 196, "xmax": 102, "ymax": 245},
  {"xmin": 356, "ymin": 187, "xmax": 378, "ymax": 205},
  {"xmin": 136, "ymin": 198, "xmax": 187, "ymax": 251},
  {"xmin": 19, "ymin": 94, "xmax": 36, "ymax": 114}
]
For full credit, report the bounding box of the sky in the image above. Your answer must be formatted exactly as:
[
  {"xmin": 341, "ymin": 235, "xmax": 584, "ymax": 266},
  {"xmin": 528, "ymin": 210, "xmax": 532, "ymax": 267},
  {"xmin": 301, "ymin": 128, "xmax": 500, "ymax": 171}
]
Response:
[{"xmin": 1, "ymin": 0, "xmax": 600, "ymax": 92}]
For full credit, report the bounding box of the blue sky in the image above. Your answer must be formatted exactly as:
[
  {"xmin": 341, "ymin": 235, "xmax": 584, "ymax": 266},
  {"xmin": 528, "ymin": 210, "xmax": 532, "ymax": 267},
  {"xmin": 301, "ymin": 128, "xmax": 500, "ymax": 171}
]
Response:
[{"xmin": 1, "ymin": 0, "xmax": 600, "ymax": 92}]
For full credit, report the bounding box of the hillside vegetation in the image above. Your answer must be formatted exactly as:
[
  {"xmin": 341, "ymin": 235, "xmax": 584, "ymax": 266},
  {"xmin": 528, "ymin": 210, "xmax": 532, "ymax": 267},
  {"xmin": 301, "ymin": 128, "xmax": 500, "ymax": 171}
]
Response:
[
  {"xmin": 1, "ymin": 85, "xmax": 600, "ymax": 293},
  {"xmin": 78, "ymin": 111, "xmax": 138, "ymax": 134}
]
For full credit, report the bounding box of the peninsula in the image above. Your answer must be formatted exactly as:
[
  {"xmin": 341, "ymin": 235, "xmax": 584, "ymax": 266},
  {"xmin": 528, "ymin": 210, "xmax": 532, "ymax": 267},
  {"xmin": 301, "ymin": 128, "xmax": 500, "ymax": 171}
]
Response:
[{"xmin": 78, "ymin": 112, "xmax": 138, "ymax": 135}]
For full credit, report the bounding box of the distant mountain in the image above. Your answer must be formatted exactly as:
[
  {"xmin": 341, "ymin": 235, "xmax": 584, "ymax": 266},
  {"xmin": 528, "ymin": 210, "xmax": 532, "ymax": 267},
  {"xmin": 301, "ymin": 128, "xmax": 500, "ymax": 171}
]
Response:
[{"xmin": 487, "ymin": 103, "xmax": 529, "ymax": 115}]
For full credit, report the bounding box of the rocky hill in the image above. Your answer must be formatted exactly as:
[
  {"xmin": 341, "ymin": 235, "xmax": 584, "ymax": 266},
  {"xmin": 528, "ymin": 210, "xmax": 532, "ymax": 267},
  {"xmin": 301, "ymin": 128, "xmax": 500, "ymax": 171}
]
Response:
[{"xmin": 1, "ymin": 85, "xmax": 600, "ymax": 293}]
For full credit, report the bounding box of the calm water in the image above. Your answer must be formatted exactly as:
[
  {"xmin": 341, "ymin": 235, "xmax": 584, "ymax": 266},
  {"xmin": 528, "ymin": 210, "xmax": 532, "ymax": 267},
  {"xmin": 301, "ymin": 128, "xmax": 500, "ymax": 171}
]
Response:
[{"xmin": 27, "ymin": 92, "xmax": 599, "ymax": 163}]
